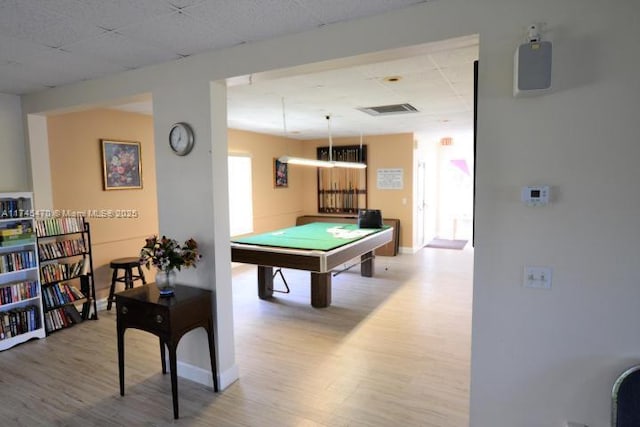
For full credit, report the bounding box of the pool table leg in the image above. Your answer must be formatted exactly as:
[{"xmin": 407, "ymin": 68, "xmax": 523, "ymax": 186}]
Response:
[
  {"xmin": 257, "ymin": 266, "xmax": 274, "ymax": 300},
  {"xmin": 361, "ymin": 251, "xmax": 375, "ymax": 277},
  {"xmin": 311, "ymin": 272, "xmax": 331, "ymax": 308}
]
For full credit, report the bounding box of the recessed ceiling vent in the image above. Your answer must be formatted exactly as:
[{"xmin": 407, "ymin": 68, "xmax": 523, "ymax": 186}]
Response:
[{"xmin": 357, "ymin": 103, "xmax": 419, "ymax": 116}]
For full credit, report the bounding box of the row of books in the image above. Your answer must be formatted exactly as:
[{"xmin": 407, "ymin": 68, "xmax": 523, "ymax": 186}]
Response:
[
  {"xmin": 0, "ymin": 250, "xmax": 36, "ymax": 274},
  {"xmin": 44, "ymin": 306, "xmax": 81, "ymax": 333},
  {"xmin": 40, "ymin": 260, "xmax": 85, "ymax": 285},
  {"xmin": 0, "ymin": 222, "xmax": 35, "ymax": 247},
  {"xmin": 0, "ymin": 222, "xmax": 25, "ymax": 237},
  {"xmin": 0, "ymin": 305, "xmax": 39, "ymax": 340},
  {"xmin": 36, "ymin": 217, "xmax": 84, "ymax": 237},
  {"xmin": 0, "ymin": 198, "xmax": 30, "ymax": 219},
  {"xmin": 38, "ymin": 238, "xmax": 86, "ymax": 261},
  {"xmin": 0, "ymin": 280, "xmax": 39, "ymax": 306},
  {"xmin": 42, "ymin": 282, "xmax": 85, "ymax": 309}
]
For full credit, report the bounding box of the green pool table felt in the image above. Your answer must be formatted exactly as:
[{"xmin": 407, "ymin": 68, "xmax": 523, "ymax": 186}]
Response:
[{"xmin": 231, "ymin": 222, "xmax": 390, "ymax": 251}]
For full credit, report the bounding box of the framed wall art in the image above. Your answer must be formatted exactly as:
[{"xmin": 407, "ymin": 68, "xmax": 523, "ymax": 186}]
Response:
[
  {"xmin": 101, "ymin": 140, "xmax": 142, "ymax": 190},
  {"xmin": 274, "ymin": 158, "xmax": 288, "ymax": 188}
]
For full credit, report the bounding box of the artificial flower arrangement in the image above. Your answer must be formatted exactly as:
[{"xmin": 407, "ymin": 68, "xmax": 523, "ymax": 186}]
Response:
[{"xmin": 139, "ymin": 235, "xmax": 202, "ymax": 273}]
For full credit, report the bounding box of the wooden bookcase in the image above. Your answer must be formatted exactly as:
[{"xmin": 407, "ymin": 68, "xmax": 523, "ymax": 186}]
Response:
[
  {"xmin": 0, "ymin": 192, "xmax": 46, "ymax": 351},
  {"xmin": 36, "ymin": 216, "xmax": 97, "ymax": 334},
  {"xmin": 316, "ymin": 144, "xmax": 367, "ymax": 214}
]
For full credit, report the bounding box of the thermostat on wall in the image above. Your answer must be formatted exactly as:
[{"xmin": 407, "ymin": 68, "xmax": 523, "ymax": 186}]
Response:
[{"xmin": 521, "ymin": 185, "xmax": 550, "ymax": 206}]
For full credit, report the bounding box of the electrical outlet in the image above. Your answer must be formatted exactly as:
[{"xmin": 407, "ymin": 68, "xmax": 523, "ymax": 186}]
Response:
[{"xmin": 524, "ymin": 266, "xmax": 552, "ymax": 289}]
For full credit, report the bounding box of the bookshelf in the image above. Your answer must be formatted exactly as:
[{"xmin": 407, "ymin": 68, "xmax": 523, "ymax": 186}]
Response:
[
  {"xmin": 317, "ymin": 144, "xmax": 367, "ymax": 214},
  {"xmin": 0, "ymin": 192, "xmax": 46, "ymax": 351},
  {"xmin": 36, "ymin": 216, "xmax": 97, "ymax": 334}
]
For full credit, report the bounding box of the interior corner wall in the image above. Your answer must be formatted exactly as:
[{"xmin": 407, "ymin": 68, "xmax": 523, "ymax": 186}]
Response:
[
  {"xmin": 0, "ymin": 93, "xmax": 28, "ymax": 192},
  {"xmin": 300, "ymin": 133, "xmax": 414, "ymax": 250},
  {"xmin": 228, "ymin": 128, "xmax": 305, "ymax": 232},
  {"xmin": 46, "ymin": 108, "xmax": 158, "ymax": 300}
]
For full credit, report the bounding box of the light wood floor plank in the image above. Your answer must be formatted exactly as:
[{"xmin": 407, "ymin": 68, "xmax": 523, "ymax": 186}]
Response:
[{"xmin": 0, "ymin": 247, "xmax": 472, "ymax": 426}]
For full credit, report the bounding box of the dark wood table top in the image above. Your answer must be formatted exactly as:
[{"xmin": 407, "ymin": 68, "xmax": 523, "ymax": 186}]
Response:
[{"xmin": 115, "ymin": 283, "xmax": 211, "ymax": 307}]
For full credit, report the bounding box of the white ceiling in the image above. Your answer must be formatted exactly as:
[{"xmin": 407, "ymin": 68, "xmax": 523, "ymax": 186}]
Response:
[
  {"xmin": 0, "ymin": 0, "xmax": 478, "ymax": 139},
  {"xmin": 226, "ymin": 36, "xmax": 478, "ymax": 139}
]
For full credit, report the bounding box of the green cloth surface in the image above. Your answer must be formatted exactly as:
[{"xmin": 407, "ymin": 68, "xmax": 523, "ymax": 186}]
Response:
[{"xmin": 231, "ymin": 222, "xmax": 389, "ymax": 251}]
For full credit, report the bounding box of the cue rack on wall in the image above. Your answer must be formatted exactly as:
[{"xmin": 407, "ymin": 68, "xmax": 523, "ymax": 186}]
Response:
[{"xmin": 316, "ymin": 144, "xmax": 367, "ymax": 214}]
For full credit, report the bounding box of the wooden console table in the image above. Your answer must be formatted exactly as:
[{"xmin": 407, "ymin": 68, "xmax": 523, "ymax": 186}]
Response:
[{"xmin": 115, "ymin": 283, "xmax": 218, "ymax": 419}]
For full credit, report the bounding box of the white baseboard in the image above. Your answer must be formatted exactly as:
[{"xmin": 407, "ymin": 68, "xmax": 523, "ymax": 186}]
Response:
[
  {"xmin": 176, "ymin": 360, "xmax": 239, "ymax": 391},
  {"xmin": 96, "ymin": 297, "xmax": 108, "ymax": 312},
  {"xmin": 399, "ymin": 246, "xmax": 418, "ymax": 254}
]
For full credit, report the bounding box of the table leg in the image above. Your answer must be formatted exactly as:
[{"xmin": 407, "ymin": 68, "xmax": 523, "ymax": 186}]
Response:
[
  {"xmin": 168, "ymin": 343, "xmax": 179, "ymax": 419},
  {"xmin": 160, "ymin": 338, "xmax": 166, "ymax": 374},
  {"xmin": 117, "ymin": 326, "xmax": 125, "ymax": 396},
  {"xmin": 311, "ymin": 272, "xmax": 331, "ymax": 308},
  {"xmin": 206, "ymin": 321, "xmax": 219, "ymax": 392},
  {"xmin": 361, "ymin": 251, "xmax": 374, "ymax": 277},
  {"xmin": 257, "ymin": 266, "xmax": 274, "ymax": 300}
]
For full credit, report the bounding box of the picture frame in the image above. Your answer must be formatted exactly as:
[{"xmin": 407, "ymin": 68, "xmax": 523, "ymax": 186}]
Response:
[
  {"xmin": 274, "ymin": 158, "xmax": 288, "ymax": 188},
  {"xmin": 101, "ymin": 140, "xmax": 142, "ymax": 190}
]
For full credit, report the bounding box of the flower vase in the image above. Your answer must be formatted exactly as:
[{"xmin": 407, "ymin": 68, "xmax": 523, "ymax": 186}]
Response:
[{"xmin": 156, "ymin": 269, "xmax": 177, "ymax": 296}]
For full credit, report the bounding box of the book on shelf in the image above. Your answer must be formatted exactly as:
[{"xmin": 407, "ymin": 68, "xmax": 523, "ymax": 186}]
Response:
[
  {"xmin": 0, "ymin": 305, "xmax": 39, "ymax": 340},
  {"xmin": 0, "ymin": 250, "xmax": 36, "ymax": 274},
  {"xmin": 0, "ymin": 280, "xmax": 38, "ymax": 305},
  {"xmin": 36, "ymin": 217, "xmax": 84, "ymax": 237},
  {"xmin": 41, "ymin": 281, "xmax": 87, "ymax": 313},
  {"xmin": 38, "ymin": 237, "xmax": 85, "ymax": 261},
  {"xmin": 0, "ymin": 221, "xmax": 35, "ymax": 247},
  {"xmin": 0, "ymin": 198, "xmax": 30, "ymax": 219},
  {"xmin": 44, "ymin": 305, "xmax": 82, "ymax": 333},
  {"xmin": 40, "ymin": 259, "xmax": 84, "ymax": 284}
]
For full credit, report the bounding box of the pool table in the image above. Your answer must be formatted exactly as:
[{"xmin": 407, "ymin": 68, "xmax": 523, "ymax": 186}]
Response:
[{"xmin": 230, "ymin": 222, "xmax": 393, "ymax": 307}]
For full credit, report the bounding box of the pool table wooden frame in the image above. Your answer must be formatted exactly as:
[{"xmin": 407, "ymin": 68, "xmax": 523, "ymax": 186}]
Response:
[{"xmin": 230, "ymin": 227, "xmax": 393, "ymax": 308}]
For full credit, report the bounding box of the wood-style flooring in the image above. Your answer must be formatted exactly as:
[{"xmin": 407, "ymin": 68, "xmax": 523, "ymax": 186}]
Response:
[{"xmin": 0, "ymin": 246, "xmax": 473, "ymax": 426}]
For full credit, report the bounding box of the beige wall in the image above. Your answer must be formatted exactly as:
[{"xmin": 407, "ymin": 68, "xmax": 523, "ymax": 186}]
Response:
[
  {"xmin": 228, "ymin": 128, "xmax": 305, "ymax": 233},
  {"xmin": 47, "ymin": 108, "xmax": 158, "ymax": 299},
  {"xmin": 300, "ymin": 133, "xmax": 414, "ymax": 249}
]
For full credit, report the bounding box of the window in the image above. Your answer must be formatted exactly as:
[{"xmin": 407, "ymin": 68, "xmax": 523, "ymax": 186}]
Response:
[{"xmin": 228, "ymin": 155, "xmax": 253, "ymax": 237}]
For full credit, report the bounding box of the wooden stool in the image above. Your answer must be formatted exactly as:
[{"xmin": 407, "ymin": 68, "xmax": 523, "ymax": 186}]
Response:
[{"xmin": 107, "ymin": 257, "xmax": 146, "ymax": 311}]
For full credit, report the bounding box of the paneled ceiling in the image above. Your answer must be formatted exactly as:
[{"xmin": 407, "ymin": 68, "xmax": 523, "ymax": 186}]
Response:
[{"xmin": 0, "ymin": 0, "xmax": 478, "ymax": 138}]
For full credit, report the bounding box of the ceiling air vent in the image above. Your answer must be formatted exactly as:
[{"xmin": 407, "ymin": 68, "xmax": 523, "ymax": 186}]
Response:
[{"xmin": 357, "ymin": 103, "xmax": 419, "ymax": 116}]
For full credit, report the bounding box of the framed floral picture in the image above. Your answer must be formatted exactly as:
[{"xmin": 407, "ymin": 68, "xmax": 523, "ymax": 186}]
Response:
[
  {"xmin": 274, "ymin": 158, "xmax": 288, "ymax": 188},
  {"xmin": 101, "ymin": 140, "xmax": 142, "ymax": 190}
]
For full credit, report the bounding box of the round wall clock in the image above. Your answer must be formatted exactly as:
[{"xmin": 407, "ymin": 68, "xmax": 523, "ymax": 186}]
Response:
[{"xmin": 169, "ymin": 122, "xmax": 195, "ymax": 156}]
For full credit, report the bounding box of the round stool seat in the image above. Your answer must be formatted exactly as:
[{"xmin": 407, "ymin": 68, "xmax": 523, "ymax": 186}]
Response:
[
  {"xmin": 107, "ymin": 256, "xmax": 147, "ymax": 310},
  {"xmin": 110, "ymin": 257, "xmax": 142, "ymax": 268}
]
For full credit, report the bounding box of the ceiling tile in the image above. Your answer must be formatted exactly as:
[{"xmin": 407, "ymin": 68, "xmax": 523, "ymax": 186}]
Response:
[
  {"xmin": 187, "ymin": 0, "xmax": 322, "ymax": 43},
  {"xmin": 164, "ymin": 0, "xmax": 208, "ymax": 9},
  {"xmin": 0, "ymin": 65, "xmax": 49, "ymax": 94},
  {"xmin": 65, "ymin": 31, "xmax": 181, "ymax": 69},
  {"xmin": 12, "ymin": 48, "xmax": 128, "ymax": 87},
  {"xmin": 118, "ymin": 11, "xmax": 242, "ymax": 56},
  {"xmin": 0, "ymin": 35, "xmax": 51, "ymax": 63},
  {"xmin": 294, "ymin": 0, "xmax": 425, "ymax": 24},
  {"xmin": 31, "ymin": 0, "xmax": 175, "ymax": 31},
  {"xmin": 0, "ymin": 1, "xmax": 105, "ymax": 48}
]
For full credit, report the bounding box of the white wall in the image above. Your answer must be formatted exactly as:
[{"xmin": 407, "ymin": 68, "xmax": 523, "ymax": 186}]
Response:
[
  {"xmin": 0, "ymin": 93, "xmax": 28, "ymax": 191},
  {"xmin": 472, "ymin": 2, "xmax": 640, "ymax": 426},
  {"xmin": 17, "ymin": 1, "xmax": 640, "ymax": 425}
]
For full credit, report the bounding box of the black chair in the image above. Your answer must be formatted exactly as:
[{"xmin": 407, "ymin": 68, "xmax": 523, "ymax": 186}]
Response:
[{"xmin": 612, "ymin": 364, "xmax": 640, "ymax": 427}]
